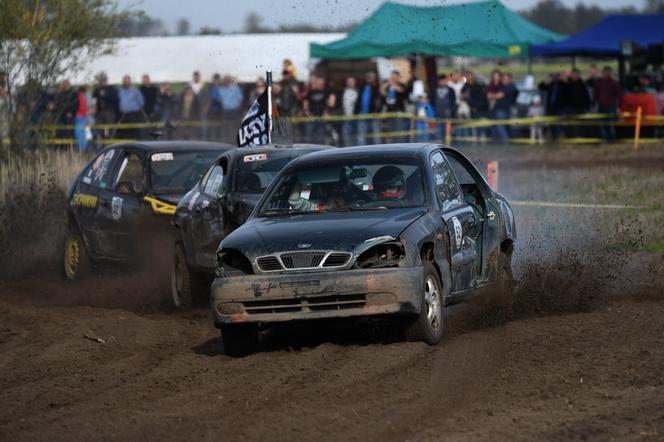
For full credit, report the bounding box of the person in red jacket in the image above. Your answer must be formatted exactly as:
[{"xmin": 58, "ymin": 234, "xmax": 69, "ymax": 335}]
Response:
[{"xmin": 75, "ymin": 86, "xmax": 89, "ymax": 150}]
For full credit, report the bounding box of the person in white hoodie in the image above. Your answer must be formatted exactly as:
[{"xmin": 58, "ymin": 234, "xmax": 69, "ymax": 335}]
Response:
[
  {"xmin": 528, "ymin": 94, "xmax": 545, "ymax": 144},
  {"xmin": 341, "ymin": 77, "xmax": 359, "ymax": 146},
  {"xmin": 190, "ymin": 71, "xmax": 204, "ymax": 95}
]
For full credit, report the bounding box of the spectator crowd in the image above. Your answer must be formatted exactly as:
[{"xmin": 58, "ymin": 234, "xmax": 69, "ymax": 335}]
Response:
[{"xmin": 2, "ymin": 59, "xmax": 664, "ymax": 150}]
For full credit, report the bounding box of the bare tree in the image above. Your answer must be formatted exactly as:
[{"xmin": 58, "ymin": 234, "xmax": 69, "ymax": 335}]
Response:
[
  {"xmin": 176, "ymin": 18, "xmax": 191, "ymax": 36},
  {"xmin": 198, "ymin": 27, "xmax": 223, "ymax": 36},
  {"xmin": 244, "ymin": 13, "xmax": 268, "ymax": 33},
  {"xmin": 118, "ymin": 11, "xmax": 168, "ymax": 37}
]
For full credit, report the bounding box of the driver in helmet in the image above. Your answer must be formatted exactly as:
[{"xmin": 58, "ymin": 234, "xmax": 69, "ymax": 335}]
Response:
[{"xmin": 373, "ymin": 165, "xmax": 406, "ymax": 200}]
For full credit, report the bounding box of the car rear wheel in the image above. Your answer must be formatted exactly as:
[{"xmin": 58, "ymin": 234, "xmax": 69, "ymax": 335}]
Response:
[
  {"xmin": 404, "ymin": 261, "xmax": 449, "ymax": 345},
  {"xmin": 221, "ymin": 324, "xmax": 259, "ymax": 357},
  {"xmin": 170, "ymin": 242, "xmax": 208, "ymax": 310},
  {"xmin": 496, "ymin": 251, "xmax": 515, "ymax": 317},
  {"xmin": 61, "ymin": 230, "xmax": 90, "ymax": 281}
]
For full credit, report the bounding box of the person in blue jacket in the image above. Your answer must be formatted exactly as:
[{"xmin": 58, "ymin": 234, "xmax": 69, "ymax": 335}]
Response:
[{"xmin": 415, "ymin": 94, "xmax": 435, "ymax": 142}]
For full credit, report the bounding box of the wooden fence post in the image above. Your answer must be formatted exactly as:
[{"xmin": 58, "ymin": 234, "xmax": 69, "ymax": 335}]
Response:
[
  {"xmin": 634, "ymin": 106, "xmax": 642, "ymax": 150},
  {"xmin": 445, "ymin": 121, "xmax": 452, "ymax": 145}
]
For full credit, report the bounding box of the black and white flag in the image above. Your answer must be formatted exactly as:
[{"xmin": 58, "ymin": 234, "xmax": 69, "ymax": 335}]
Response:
[{"xmin": 237, "ymin": 80, "xmax": 271, "ymax": 147}]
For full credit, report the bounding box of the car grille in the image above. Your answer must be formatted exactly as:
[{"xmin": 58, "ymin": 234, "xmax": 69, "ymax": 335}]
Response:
[
  {"xmin": 255, "ymin": 251, "xmax": 352, "ymax": 272},
  {"xmin": 256, "ymin": 256, "xmax": 282, "ymax": 271},
  {"xmin": 242, "ymin": 294, "xmax": 366, "ymax": 314},
  {"xmin": 281, "ymin": 252, "xmax": 325, "ymax": 269}
]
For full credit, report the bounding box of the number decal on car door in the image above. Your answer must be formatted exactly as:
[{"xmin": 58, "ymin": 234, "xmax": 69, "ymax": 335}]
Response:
[{"xmin": 452, "ymin": 216, "xmax": 463, "ymax": 250}]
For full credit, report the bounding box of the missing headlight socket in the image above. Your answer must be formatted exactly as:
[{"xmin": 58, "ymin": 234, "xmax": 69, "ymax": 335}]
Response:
[
  {"xmin": 218, "ymin": 249, "xmax": 254, "ymax": 275},
  {"xmin": 355, "ymin": 241, "xmax": 405, "ymax": 269}
]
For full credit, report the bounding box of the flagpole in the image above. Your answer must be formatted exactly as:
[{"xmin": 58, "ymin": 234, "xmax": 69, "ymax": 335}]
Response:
[{"xmin": 266, "ymin": 70, "xmax": 272, "ymax": 144}]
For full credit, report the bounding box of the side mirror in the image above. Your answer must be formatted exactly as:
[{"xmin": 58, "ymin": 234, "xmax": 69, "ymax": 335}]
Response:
[{"xmin": 117, "ymin": 180, "xmax": 145, "ymax": 196}]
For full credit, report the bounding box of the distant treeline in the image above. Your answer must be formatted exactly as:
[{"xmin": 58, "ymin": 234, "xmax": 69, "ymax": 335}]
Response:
[
  {"xmin": 118, "ymin": 0, "xmax": 664, "ymax": 38},
  {"xmin": 522, "ymin": 0, "xmax": 663, "ymax": 36}
]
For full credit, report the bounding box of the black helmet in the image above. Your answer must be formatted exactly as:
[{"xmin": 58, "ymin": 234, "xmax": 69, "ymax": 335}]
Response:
[{"xmin": 373, "ymin": 166, "xmax": 405, "ymax": 196}]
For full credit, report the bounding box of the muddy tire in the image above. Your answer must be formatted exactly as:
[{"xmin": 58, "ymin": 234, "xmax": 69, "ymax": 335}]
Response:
[
  {"xmin": 404, "ymin": 261, "xmax": 449, "ymax": 345},
  {"xmin": 170, "ymin": 242, "xmax": 208, "ymax": 310},
  {"xmin": 221, "ymin": 324, "xmax": 259, "ymax": 357},
  {"xmin": 61, "ymin": 230, "xmax": 91, "ymax": 281}
]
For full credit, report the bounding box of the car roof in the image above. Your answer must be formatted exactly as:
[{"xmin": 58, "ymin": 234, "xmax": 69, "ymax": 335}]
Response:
[
  {"xmin": 227, "ymin": 143, "xmax": 334, "ymax": 156},
  {"xmin": 290, "ymin": 143, "xmax": 437, "ymax": 165},
  {"xmin": 105, "ymin": 140, "xmax": 236, "ymax": 153}
]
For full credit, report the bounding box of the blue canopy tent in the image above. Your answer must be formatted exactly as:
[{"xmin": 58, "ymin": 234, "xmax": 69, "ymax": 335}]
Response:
[{"xmin": 530, "ymin": 15, "xmax": 664, "ymax": 57}]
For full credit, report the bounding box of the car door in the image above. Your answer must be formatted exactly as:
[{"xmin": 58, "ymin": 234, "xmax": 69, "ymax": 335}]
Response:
[
  {"xmin": 189, "ymin": 157, "xmax": 228, "ymax": 270},
  {"xmin": 72, "ymin": 148, "xmax": 120, "ymax": 258},
  {"xmin": 429, "ymin": 150, "xmax": 479, "ymax": 293},
  {"xmin": 445, "ymin": 151, "xmax": 502, "ymax": 284},
  {"xmin": 94, "ymin": 148, "xmax": 146, "ymax": 259}
]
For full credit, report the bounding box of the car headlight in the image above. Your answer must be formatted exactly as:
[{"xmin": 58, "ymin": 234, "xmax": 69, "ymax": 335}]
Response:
[
  {"xmin": 216, "ymin": 249, "xmax": 254, "ymax": 277},
  {"xmin": 354, "ymin": 240, "xmax": 405, "ymax": 269}
]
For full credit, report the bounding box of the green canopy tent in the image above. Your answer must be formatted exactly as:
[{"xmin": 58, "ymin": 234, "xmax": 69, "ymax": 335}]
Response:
[{"xmin": 310, "ymin": 0, "xmax": 563, "ymax": 59}]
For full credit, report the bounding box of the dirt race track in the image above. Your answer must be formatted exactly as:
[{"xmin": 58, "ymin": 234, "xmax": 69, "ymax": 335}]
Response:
[
  {"xmin": 1, "ymin": 146, "xmax": 664, "ymax": 441},
  {"xmin": 1, "ymin": 272, "xmax": 663, "ymax": 441}
]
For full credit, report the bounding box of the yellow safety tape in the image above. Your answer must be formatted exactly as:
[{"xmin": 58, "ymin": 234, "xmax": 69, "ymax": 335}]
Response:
[
  {"xmin": 15, "ymin": 115, "xmax": 664, "ymax": 135},
  {"xmin": 15, "ymin": 111, "xmax": 664, "ymax": 131},
  {"xmin": 7, "ymin": 110, "xmax": 664, "ymax": 146},
  {"xmin": 512, "ymin": 200, "xmax": 646, "ymax": 209},
  {"xmin": 18, "ymin": 132, "xmax": 664, "ymax": 146},
  {"xmin": 453, "ymin": 136, "xmax": 664, "ymax": 144},
  {"xmin": 290, "ymin": 112, "xmax": 413, "ymax": 123},
  {"xmin": 143, "ymin": 196, "xmax": 176, "ymax": 215}
]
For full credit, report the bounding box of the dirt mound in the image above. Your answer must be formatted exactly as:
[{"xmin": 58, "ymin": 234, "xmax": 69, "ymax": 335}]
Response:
[{"xmin": 1, "ymin": 270, "xmax": 170, "ymax": 314}]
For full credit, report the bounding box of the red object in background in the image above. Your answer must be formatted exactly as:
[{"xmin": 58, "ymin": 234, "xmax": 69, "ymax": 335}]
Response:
[
  {"xmin": 621, "ymin": 93, "xmax": 657, "ymax": 120},
  {"xmin": 76, "ymin": 91, "xmax": 87, "ymax": 118}
]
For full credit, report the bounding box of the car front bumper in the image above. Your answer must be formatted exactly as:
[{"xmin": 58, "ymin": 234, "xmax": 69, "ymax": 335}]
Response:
[{"xmin": 210, "ymin": 266, "xmax": 423, "ymax": 327}]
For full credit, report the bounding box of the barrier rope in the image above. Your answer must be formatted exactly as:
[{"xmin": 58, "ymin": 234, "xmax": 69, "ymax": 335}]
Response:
[{"xmin": 2, "ymin": 111, "xmax": 663, "ymax": 146}]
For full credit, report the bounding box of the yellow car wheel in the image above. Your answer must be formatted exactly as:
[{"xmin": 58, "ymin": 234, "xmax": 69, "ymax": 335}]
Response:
[{"xmin": 62, "ymin": 231, "xmax": 89, "ymax": 280}]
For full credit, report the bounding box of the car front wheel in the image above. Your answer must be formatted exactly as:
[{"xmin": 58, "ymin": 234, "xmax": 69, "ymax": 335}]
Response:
[{"xmin": 404, "ymin": 261, "xmax": 448, "ymax": 345}]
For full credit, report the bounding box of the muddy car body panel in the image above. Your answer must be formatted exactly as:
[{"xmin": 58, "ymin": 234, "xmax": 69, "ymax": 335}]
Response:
[
  {"xmin": 173, "ymin": 144, "xmax": 333, "ymax": 274},
  {"xmin": 65, "ymin": 141, "xmax": 233, "ymax": 264},
  {"xmin": 211, "ymin": 143, "xmax": 516, "ymax": 328}
]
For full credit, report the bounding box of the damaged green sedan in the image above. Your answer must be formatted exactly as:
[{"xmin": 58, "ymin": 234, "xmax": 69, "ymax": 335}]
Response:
[{"xmin": 212, "ymin": 144, "xmax": 516, "ymax": 355}]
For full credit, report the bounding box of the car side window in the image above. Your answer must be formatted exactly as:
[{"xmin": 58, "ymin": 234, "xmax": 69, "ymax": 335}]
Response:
[
  {"xmin": 202, "ymin": 164, "xmax": 225, "ymax": 197},
  {"xmin": 430, "ymin": 151, "xmax": 464, "ymax": 211},
  {"xmin": 115, "ymin": 152, "xmax": 146, "ymax": 192},
  {"xmin": 80, "ymin": 148, "xmax": 117, "ymax": 189},
  {"xmin": 446, "ymin": 155, "xmax": 477, "ymax": 185}
]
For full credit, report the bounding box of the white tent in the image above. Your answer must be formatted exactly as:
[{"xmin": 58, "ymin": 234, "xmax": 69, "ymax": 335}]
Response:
[{"xmin": 72, "ymin": 33, "xmax": 346, "ymax": 85}]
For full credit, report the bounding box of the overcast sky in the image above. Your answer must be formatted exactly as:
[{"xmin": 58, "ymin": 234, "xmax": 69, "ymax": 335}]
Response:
[{"xmin": 115, "ymin": 0, "xmax": 641, "ymax": 33}]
